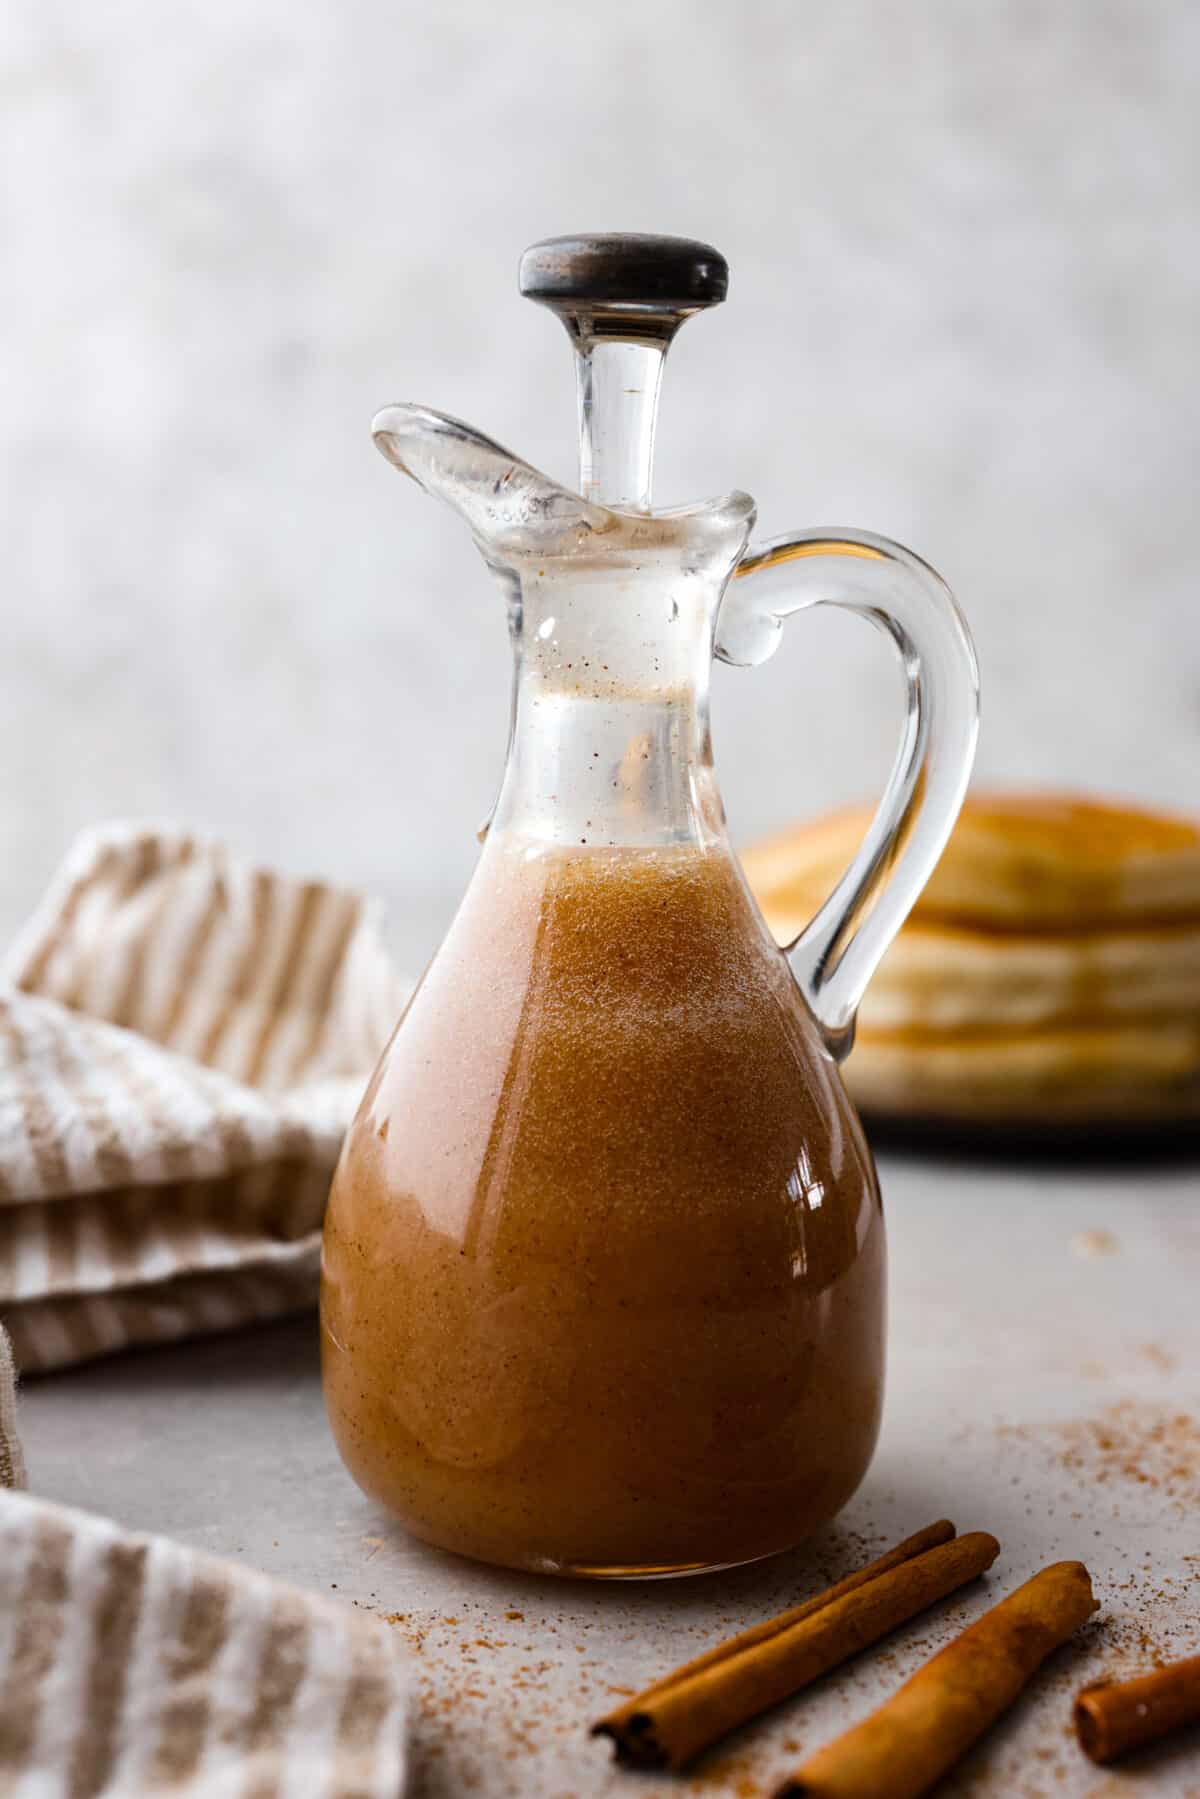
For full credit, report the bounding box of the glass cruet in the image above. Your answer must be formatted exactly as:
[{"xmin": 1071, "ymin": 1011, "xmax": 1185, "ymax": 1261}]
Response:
[{"xmin": 320, "ymin": 234, "xmax": 979, "ymax": 1578}]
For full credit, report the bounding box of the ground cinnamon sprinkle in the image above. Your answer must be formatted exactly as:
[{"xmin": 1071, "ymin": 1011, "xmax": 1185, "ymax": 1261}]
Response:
[
  {"xmin": 999, "ymin": 1400, "xmax": 1200, "ymax": 1514},
  {"xmin": 380, "ymin": 1601, "xmax": 629, "ymax": 1782}
]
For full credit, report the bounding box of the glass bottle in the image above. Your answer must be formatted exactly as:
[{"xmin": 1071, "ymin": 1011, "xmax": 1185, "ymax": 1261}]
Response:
[{"xmin": 321, "ymin": 236, "xmax": 979, "ymax": 1576}]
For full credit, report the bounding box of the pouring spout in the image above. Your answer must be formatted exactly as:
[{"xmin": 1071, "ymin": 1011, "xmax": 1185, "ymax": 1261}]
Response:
[
  {"xmin": 371, "ymin": 404, "xmax": 614, "ymax": 558},
  {"xmin": 373, "ymin": 401, "xmax": 755, "ymax": 590}
]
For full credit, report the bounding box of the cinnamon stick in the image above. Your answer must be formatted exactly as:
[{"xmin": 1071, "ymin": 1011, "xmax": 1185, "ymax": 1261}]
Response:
[
  {"xmin": 776, "ymin": 1560, "xmax": 1098, "ymax": 1799},
  {"xmin": 605, "ymin": 1521, "xmax": 954, "ymax": 1720},
  {"xmin": 1075, "ymin": 1653, "xmax": 1200, "ymax": 1764},
  {"xmin": 593, "ymin": 1524, "xmax": 996, "ymax": 1771}
]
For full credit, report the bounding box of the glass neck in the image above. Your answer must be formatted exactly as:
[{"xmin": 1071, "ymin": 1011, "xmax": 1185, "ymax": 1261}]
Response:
[{"xmin": 489, "ymin": 570, "xmax": 725, "ymax": 851}]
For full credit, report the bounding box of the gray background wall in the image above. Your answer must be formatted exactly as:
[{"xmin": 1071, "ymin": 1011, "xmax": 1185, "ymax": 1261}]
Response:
[{"xmin": 4, "ymin": 0, "xmax": 1197, "ymax": 968}]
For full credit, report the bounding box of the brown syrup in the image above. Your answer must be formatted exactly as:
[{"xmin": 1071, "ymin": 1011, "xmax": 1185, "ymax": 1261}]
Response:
[{"xmin": 321, "ymin": 840, "xmax": 884, "ymax": 1575}]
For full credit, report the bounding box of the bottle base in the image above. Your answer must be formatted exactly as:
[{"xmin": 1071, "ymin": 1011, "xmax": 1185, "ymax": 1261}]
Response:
[
  {"xmin": 385, "ymin": 1508, "xmax": 800, "ymax": 1581},
  {"xmin": 524, "ymin": 1549, "xmax": 782, "ymax": 1581}
]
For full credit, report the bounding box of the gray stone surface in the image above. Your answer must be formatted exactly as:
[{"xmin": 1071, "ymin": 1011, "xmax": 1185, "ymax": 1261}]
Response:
[
  {"xmin": 17, "ymin": 1151, "xmax": 1200, "ymax": 1795},
  {"xmin": 3, "ymin": 0, "xmax": 1199, "ymax": 957}
]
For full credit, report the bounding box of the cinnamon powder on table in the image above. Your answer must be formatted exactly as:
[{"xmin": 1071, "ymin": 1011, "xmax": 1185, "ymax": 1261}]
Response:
[{"xmin": 999, "ymin": 1400, "xmax": 1200, "ymax": 1515}]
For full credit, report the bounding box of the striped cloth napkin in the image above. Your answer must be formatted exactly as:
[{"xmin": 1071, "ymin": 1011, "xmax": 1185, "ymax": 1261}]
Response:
[
  {"xmin": 0, "ymin": 825, "xmax": 415, "ymax": 1795},
  {"xmin": 0, "ymin": 1486, "xmax": 411, "ymax": 1796},
  {"xmin": 1, "ymin": 822, "xmax": 406, "ymax": 1375}
]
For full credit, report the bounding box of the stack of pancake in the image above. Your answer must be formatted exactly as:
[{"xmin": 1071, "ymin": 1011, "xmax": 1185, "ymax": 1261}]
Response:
[{"xmin": 742, "ymin": 792, "xmax": 1200, "ymax": 1131}]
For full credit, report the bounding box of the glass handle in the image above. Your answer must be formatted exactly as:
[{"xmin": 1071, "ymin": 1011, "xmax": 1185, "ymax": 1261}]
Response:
[{"xmin": 717, "ymin": 528, "xmax": 980, "ymax": 1058}]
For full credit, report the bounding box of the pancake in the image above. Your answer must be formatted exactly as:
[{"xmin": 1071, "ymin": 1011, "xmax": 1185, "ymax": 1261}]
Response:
[
  {"xmin": 846, "ymin": 1022, "xmax": 1200, "ymax": 1124},
  {"xmin": 856, "ymin": 919, "xmax": 1200, "ymax": 1034},
  {"xmin": 741, "ymin": 792, "xmax": 1200, "ymax": 934},
  {"xmin": 742, "ymin": 790, "xmax": 1200, "ymax": 1128}
]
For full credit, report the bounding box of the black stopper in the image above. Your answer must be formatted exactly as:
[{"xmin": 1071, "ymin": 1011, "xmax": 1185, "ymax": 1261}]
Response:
[{"xmin": 519, "ymin": 234, "xmax": 728, "ymax": 319}]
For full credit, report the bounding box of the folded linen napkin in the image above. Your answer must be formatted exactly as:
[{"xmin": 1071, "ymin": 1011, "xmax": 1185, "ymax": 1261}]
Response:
[
  {"xmin": 0, "ymin": 1485, "xmax": 411, "ymax": 1797},
  {"xmin": 0, "ymin": 830, "xmax": 415, "ymax": 1794},
  {"xmin": 1, "ymin": 823, "xmax": 406, "ymax": 1374}
]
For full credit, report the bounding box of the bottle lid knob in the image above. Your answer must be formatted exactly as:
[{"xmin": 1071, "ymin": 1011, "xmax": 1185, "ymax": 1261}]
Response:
[
  {"xmin": 519, "ymin": 234, "xmax": 728, "ymax": 320},
  {"xmin": 520, "ymin": 235, "xmax": 728, "ymax": 508}
]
